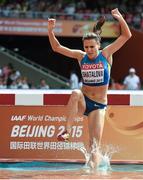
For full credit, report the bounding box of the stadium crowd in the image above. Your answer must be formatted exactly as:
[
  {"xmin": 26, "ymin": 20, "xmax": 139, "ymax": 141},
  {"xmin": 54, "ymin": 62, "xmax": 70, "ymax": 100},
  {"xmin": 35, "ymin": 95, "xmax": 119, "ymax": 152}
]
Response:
[
  {"xmin": 0, "ymin": 63, "xmax": 50, "ymax": 89},
  {"xmin": 0, "ymin": 0, "xmax": 143, "ymax": 30},
  {"xmin": 0, "ymin": 0, "xmax": 143, "ymax": 90}
]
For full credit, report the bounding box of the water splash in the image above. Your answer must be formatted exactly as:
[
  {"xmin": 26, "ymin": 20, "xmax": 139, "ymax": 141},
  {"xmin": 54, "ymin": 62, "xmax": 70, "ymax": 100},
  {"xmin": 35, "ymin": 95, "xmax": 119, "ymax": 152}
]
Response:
[
  {"xmin": 79, "ymin": 146, "xmax": 91, "ymax": 165},
  {"xmin": 79, "ymin": 138, "xmax": 119, "ymax": 173}
]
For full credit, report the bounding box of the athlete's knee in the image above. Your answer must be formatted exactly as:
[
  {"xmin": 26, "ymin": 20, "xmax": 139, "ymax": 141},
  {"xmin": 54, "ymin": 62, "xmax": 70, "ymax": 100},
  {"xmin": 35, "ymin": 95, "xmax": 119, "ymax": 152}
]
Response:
[{"xmin": 71, "ymin": 89, "xmax": 81, "ymax": 101}]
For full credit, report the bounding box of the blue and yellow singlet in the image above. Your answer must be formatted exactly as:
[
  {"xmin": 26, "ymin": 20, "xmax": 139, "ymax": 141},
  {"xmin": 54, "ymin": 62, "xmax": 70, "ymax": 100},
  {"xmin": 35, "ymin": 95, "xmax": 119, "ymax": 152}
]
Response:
[{"xmin": 80, "ymin": 52, "xmax": 111, "ymax": 86}]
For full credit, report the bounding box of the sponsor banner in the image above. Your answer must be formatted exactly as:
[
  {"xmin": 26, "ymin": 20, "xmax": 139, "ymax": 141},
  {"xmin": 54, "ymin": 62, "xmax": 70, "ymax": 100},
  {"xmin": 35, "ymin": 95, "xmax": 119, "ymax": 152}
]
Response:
[
  {"xmin": 0, "ymin": 106, "xmax": 142, "ymax": 161},
  {"xmin": 0, "ymin": 106, "xmax": 89, "ymax": 161},
  {"xmin": 0, "ymin": 18, "xmax": 119, "ymax": 37}
]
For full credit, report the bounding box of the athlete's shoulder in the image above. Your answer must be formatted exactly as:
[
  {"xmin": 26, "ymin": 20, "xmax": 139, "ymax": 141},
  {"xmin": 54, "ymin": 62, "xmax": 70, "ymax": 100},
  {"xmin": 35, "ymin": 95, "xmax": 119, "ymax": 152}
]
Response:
[
  {"xmin": 78, "ymin": 51, "xmax": 86, "ymax": 61},
  {"xmin": 80, "ymin": 52, "xmax": 87, "ymax": 62},
  {"xmin": 100, "ymin": 49, "xmax": 113, "ymax": 65},
  {"xmin": 98, "ymin": 50, "xmax": 106, "ymax": 57}
]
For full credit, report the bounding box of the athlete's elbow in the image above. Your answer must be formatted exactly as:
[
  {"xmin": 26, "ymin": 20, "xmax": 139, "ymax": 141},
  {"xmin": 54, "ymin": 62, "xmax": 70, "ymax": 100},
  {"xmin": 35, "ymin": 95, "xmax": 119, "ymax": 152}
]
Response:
[
  {"xmin": 52, "ymin": 47, "xmax": 58, "ymax": 52},
  {"xmin": 128, "ymin": 32, "xmax": 132, "ymax": 39},
  {"xmin": 123, "ymin": 32, "xmax": 132, "ymax": 42},
  {"xmin": 52, "ymin": 45, "xmax": 59, "ymax": 52},
  {"xmin": 54, "ymin": 44, "xmax": 62, "ymax": 53},
  {"xmin": 127, "ymin": 31, "xmax": 132, "ymax": 40}
]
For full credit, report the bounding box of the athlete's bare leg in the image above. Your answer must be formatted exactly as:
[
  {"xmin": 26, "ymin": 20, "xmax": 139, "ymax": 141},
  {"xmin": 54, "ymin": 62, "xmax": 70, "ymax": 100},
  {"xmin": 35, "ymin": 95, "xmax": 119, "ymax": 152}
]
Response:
[
  {"xmin": 87, "ymin": 109, "xmax": 106, "ymax": 168},
  {"xmin": 57, "ymin": 89, "xmax": 85, "ymax": 141},
  {"xmin": 66, "ymin": 89, "xmax": 86, "ymax": 133}
]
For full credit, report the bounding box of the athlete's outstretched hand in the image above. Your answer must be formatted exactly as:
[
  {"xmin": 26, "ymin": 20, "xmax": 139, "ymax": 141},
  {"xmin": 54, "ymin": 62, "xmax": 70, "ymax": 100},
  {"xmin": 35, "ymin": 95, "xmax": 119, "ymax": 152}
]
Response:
[
  {"xmin": 48, "ymin": 18, "xmax": 56, "ymax": 31},
  {"xmin": 111, "ymin": 8, "xmax": 123, "ymax": 21}
]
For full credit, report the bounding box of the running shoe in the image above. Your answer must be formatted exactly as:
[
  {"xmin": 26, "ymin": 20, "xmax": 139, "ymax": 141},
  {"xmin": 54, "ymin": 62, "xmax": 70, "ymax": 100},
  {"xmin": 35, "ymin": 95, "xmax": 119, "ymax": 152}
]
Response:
[{"xmin": 57, "ymin": 130, "xmax": 70, "ymax": 142}]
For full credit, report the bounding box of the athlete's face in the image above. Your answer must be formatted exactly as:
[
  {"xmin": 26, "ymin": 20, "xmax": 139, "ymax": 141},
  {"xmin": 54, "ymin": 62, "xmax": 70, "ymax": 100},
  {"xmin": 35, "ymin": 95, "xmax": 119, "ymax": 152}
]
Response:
[{"xmin": 83, "ymin": 39, "xmax": 100, "ymax": 60}]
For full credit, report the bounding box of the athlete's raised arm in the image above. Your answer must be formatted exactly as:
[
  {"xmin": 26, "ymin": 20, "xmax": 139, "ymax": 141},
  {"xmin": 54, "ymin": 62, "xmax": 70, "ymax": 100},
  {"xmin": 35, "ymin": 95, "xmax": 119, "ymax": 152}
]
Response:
[
  {"xmin": 48, "ymin": 18, "xmax": 84, "ymax": 61},
  {"xmin": 103, "ymin": 8, "xmax": 132, "ymax": 61}
]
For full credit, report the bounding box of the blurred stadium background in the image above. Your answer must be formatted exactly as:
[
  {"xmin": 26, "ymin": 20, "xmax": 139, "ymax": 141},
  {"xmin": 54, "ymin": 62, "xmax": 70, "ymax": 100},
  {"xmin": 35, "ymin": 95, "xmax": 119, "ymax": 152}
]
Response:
[{"xmin": 0, "ymin": 0, "xmax": 143, "ymax": 89}]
